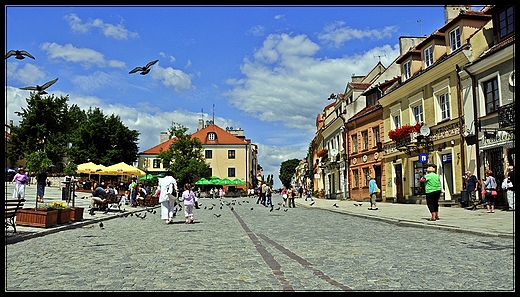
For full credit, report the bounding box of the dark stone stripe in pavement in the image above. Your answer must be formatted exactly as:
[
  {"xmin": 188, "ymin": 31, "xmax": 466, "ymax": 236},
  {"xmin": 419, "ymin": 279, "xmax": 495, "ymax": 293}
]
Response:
[
  {"xmin": 256, "ymin": 233, "xmax": 353, "ymax": 291},
  {"xmin": 231, "ymin": 208, "xmax": 294, "ymax": 291}
]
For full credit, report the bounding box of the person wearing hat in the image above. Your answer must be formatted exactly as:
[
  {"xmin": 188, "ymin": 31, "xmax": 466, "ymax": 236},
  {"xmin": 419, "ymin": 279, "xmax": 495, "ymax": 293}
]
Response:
[
  {"xmin": 465, "ymin": 171, "xmax": 481, "ymax": 210},
  {"xmin": 11, "ymin": 167, "xmax": 30, "ymax": 200}
]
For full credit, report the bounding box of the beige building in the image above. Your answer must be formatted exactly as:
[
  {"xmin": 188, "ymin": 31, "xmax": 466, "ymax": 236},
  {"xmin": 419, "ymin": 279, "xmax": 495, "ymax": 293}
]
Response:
[{"xmin": 137, "ymin": 119, "xmax": 258, "ymax": 189}]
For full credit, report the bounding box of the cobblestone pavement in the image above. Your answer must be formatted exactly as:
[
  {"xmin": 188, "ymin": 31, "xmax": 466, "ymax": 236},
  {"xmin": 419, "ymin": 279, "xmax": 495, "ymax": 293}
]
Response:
[{"xmin": 4, "ymin": 183, "xmax": 515, "ymax": 291}]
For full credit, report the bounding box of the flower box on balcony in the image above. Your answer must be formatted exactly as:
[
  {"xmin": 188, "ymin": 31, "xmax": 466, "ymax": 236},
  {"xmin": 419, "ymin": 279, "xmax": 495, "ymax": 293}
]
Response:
[{"xmin": 388, "ymin": 123, "xmax": 422, "ymax": 142}]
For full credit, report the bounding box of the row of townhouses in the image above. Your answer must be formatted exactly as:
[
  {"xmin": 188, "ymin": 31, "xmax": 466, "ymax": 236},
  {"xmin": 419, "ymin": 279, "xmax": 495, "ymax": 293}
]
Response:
[{"xmin": 295, "ymin": 5, "xmax": 514, "ymax": 205}]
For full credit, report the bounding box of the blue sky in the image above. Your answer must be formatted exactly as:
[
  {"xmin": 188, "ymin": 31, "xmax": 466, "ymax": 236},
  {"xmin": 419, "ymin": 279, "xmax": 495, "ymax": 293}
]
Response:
[{"xmin": 6, "ymin": 5, "xmax": 459, "ymax": 188}]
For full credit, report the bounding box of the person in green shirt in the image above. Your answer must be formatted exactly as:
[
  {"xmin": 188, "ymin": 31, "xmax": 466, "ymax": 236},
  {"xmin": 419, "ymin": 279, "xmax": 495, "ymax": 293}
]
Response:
[{"xmin": 421, "ymin": 166, "xmax": 442, "ymax": 221}]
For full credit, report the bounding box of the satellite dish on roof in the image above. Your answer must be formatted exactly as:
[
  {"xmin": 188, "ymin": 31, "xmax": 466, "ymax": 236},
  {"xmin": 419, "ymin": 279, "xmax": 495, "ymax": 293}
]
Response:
[{"xmin": 331, "ymin": 149, "xmax": 338, "ymax": 157}]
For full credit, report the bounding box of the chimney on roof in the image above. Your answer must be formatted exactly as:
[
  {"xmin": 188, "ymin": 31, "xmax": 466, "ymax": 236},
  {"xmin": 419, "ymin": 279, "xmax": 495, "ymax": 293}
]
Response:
[
  {"xmin": 160, "ymin": 131, "xmax": 169, "ymax": 143},
  {"xmin": 198, "ymin": 119, "xmax": 204, "ymax": 131},
  {"xmin": 445, "ymin": 5, "xmax": 472, "ymax": 23}
]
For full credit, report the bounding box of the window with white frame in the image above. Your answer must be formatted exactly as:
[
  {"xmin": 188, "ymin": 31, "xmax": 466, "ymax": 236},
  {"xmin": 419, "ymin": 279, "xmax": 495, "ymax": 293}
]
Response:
[
  {"xmin": 424, "ymin": 46, "xmax": 434, "ymax": 68},
  {"xmin": 449, "ymin": 27, "xmax": 461, "ymax": 52},
  {"xmin": 362, "ymin": 131, "xmax": 368, "ymax": 150},
  {"xmin": 352, "ymin": 169, "xmax": 359, "ymax": 188},
  {"xmin": 352, "ymin": 134, "xmax": 358, "ymax": 153},
  {"xmin": 208, "ymin": 132, "xmax": 216, "ymax": 141},
  {"xmin": 392, "ymin": 113, "xmax": 401, "ymax": 129},
  {"xmin": 483, "ymin": 77, "xmax": 500, "ymax": 114},
  {"xmin": 439, "ymin": 93, "xmax": 451, "ymax": 120},
  {"xmin": 412, "ymin": 104, "xmax": 424, "ymax": 124},
  {"xmin": 372, "ymin": 126, "xmax": 380, "ymax": 147},
  {"xmin": 432, "ymin": 79, "xmax": 451, "ymax": 123},
  {"xmin": 403, "ymin": 60, "xmax": 412, "ymax": 80},
  {"xmin": 363, "ymin": 168, "xmax": 370, "ymax": 187}
]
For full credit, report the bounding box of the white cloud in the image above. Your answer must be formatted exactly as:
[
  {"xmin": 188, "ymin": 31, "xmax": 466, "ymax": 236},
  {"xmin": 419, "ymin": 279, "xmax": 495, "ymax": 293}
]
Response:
[
  {"xmin": 224, "ymin": 33, "xmax": 400, "ymax": 138},
  {"xmin": 40, "ymin": 42, "xmax": 126, "ymax": 70},
  {"xmin": 64, "ymin": 13, "xmax": 139, "ymax": 40},
  {"xmin": 6, "ymin": 62, "xmax": 46, "ymax": 85},
  {"xmin": 151, "ymin": 64, "xmax": 194, "ymax": 93},
  {"xmin": 246, "ymin": 25, "xmax": 265, "ymax": 37},
  {"xmin": 318, "ymin": 21, "xmax": 398, "ymax": 48}
]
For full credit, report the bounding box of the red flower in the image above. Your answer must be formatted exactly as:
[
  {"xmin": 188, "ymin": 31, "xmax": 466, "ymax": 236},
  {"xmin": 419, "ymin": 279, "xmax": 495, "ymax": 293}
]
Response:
[
  {"xmin": 317, "ymin": 148, "xmax": 327, "ymax": 157},
  {"xmin": 388, "ymin": 123, "xmax": 422, "ymax": 141}
]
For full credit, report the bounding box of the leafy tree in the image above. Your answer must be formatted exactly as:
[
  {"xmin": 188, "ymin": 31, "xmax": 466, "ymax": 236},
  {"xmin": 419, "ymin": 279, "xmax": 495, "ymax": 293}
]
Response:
[
  {"xmin": 279, "ymin": 158, "xmax": 300, "ymax": 188},
  {"xmin": 8, "ymin": 93, "xmax": 140, "ymax": 171},
  {"xmin": 68, "ymin": 107, "xmax": 139, "ymax": 165},
  {"xmin": 25, "ymin": 151, "xmax": 53, "ymax": 173},
  {"xmin": 9, "ymin": 93, "xmax": 74, "ymax": 167},
  {"xmin": 157, "ymin": 123, "xmax": 211, "ymax": 187}
]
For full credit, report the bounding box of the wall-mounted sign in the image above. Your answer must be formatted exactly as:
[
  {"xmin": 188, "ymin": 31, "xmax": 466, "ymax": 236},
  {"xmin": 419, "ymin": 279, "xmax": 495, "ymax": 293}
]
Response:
[{"xmin": 418, "ymin": 153, "xmax": 428, "ymax": 164}]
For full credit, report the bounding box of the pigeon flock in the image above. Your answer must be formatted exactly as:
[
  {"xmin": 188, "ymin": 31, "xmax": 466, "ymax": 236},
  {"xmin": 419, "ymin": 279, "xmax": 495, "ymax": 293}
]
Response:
[{"xmin": 6, "ymin": 49, "xmax": 160, "ymax": 95}]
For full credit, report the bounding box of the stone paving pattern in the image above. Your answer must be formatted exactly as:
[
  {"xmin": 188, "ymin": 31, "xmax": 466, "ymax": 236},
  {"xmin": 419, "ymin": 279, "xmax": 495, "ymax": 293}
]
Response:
[{"xmin": 5, "ymin": 183, "xmax": 515, "ymax": 291}]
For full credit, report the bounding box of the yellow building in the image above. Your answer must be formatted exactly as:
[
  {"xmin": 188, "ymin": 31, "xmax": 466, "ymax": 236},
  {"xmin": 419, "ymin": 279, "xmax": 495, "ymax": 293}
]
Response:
[{"xmin": 137, "ymin": 119, "xmax": 258, "ymax": 189}]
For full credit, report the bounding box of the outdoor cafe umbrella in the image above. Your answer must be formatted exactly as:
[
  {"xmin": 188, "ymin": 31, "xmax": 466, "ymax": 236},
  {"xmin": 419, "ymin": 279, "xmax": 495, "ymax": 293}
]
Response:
[
  {"xmin": 231, "ymin": 178, "xmax": 246, "ymax": 185},
  {"xmin": 209, "ymin": 176, "xmax": 221, "ymax": 185},
  {"xmin": 217, "ymin": 177, "xmax": 233, "ymax": 185},
  {"xmin": 194, "ymin": 177, "xmax": 211, "ymax": 185},
  {"xmin": 104, "ymin": 162, "xmax": 146, "ymax": 177}
]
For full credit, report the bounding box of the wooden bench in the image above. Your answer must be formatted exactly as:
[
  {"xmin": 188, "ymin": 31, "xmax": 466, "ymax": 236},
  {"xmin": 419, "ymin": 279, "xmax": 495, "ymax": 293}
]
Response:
[{"xmin": 5, "ymin": 199, "xmax": 26, "ymax": 233}]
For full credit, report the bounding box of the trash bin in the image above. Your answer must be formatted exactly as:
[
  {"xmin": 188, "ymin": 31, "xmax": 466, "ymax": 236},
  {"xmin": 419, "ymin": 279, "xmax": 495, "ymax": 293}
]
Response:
[
  {"xmin": 460, "ymin": 190, "xmax": 469, "ymax": 207},
  {"xmin": 62, "ymin": 187, "xmax": 69, "ymax": 201}
]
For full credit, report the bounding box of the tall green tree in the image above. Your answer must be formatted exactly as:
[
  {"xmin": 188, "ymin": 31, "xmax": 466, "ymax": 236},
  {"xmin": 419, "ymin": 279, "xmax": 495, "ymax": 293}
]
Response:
[
  {"xmin": 157, "ymin": 123, "xmax": 211, "ymax": 187},
  {"xmin": 68, "ymin": 107, "xmax": 139, "ymax": 165},
  {"xmin": 9, "ymin": 93, "xmax": 74, "ymax": 167},
  {"xmin": 279, "ymin": 158, "xmax": 301, "ymax": 188},
  {"xmin": 8, "ymin": 93, "xmax": 140, "ymax": 171}
]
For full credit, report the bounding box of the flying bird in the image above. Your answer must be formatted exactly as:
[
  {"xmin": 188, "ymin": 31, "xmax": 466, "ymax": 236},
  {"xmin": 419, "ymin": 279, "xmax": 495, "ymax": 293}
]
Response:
[
  {"xmin": 5, "ymin": 49, "xmax": 35, "ymax": 60},
  {"xmin": 213, "ymin": 214, "xmax": 221, "ymax": 217},
  {"xmin": 20, "ymin": 78, "xmax": 58, "ymax": 95},
  {"xmin": 310, "ymin": 201, "xmax": 315, "ymax": 206},
  {"xmin": 129, "ymin": 59, "xmax": 158, "ymax": 75},
  {"xmin": 275, "ymin": 207, "xmax": 280, "ymax": 211},
  {"xmin": 333, "ymin": 203, "xmax": 339, "ymax": 208}
]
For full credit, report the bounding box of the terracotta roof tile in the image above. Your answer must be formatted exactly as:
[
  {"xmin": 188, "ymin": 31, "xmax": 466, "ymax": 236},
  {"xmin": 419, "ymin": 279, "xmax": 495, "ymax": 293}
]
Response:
[{"xmin": 140, "ymin": 124, "xmax": 248, "ymax": 155}]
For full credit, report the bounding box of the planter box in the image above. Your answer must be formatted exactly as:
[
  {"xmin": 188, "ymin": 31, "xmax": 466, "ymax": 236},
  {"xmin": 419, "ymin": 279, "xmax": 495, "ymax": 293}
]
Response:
[
  {"xmin": 57, "ymin": 208, "xmax": 72, "ymax": 224},
  {"xmin": 70, "ymin": 207, "xmax": 84, "ymax": 222},
  {"xmin": 16, "ymin": 208, "xmax": 58, "ymax": 228}
]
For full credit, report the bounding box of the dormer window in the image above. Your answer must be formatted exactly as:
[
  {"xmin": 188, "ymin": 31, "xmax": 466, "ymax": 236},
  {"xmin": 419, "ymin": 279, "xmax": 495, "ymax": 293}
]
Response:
[
  {"xmin": 424, "ymin": 46, "xmax": 434, "ymax": 68},
  {"xmin": 208, "ymin": 132, "xmax": 216, "ymax": 141},
  {"xmin": 403, "ymin": 60, "xmax": 412, "ymax": 81},
  {"xmin": 449, "ymin": 27, "xmax": 461, "ymax": 52}
]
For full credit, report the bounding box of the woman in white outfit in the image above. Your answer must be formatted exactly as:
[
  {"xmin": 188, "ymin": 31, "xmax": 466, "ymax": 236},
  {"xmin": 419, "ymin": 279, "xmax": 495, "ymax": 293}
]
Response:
[{"xmin": 158, "ymin": 171, "xmax": 178, "ymax": 224}]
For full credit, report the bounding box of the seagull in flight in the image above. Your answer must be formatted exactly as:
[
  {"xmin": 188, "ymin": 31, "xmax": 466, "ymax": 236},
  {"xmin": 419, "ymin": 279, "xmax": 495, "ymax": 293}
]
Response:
[
  {"xmin": 129, "ymin": 59, "xmax": 158, "ymax": 75},
  {"xmin": 20, "ymin": 78, "xmax": 58, "ymax": 95},
  {"xmin": 5, "ymin": 50, "xmax": 35, "ymax": 60}
]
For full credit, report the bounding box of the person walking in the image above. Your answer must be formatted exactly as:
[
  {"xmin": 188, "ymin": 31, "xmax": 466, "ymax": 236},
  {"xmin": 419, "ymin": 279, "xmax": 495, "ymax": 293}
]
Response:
[
  {"xmin": 264, "ymin": 184, "xmax": 272, "ymax": 207},
  {"xmin": 420, "ymin": 166, "xmax": 442, "ymax": 221},
  {"xmin": 281, "ymin": 187, "xmax": 288, "ymax": 208},
  {"xmin": 12, "ymin": 167, "xmax": 30, "ymax": 200},
  {"xmin": 158, "ymin": 171, "xmax": 179, "ymax": 224},
  {"xmin": 287, "ymin": 186, "xmax": 296, "ymax": 208},
  {"xmin": 129, "ymin": 177, "xmax": 138, "ymax": 207},
  {"xmin": 503, "ymin": 166, "xmax": 515, "ymax": 211},
  {"xmin": 368, "ymin": 176, "xmax": 379, "ymax": 210},
  {"xmin": 182, "ymin": 183, "xmax": 196, "ymax": 224},
  {"xmin": 36, "ymin": 170, "xmax": 48, "ymax": 203},
  {"xmin": 305, "ymin": 188, "xmax": 314, "ymax": 201},
  {"xmin": 482, "ymin": 169, "xmax": 498, "ymax": 213},
  {"xmin": 465, "ymin": 171, "xmax": 481, "ymax": 210}
]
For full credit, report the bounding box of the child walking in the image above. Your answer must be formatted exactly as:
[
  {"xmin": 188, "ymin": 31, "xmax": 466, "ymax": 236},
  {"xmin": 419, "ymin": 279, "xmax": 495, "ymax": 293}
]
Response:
[{"xmin": 182, "ymin": 183, "xmax": 196, "ymax": 224}]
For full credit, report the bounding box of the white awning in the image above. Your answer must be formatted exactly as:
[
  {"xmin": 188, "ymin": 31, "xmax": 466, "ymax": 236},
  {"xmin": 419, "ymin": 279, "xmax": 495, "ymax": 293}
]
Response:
[{"xmin": 479, "ymin": 140, "xmax": 515, "ymax": 151}]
